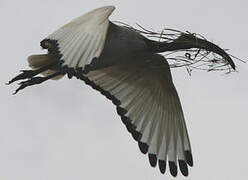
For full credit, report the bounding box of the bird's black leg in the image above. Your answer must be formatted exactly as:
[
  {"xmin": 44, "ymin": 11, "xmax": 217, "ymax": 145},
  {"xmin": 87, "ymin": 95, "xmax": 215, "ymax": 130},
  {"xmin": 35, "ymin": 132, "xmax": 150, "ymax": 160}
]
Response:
[
  {"xmin": 7, "ymin": 70, "xmax": 41, "ymax": 85},
  {"xmin": 13, "ymin": 72, "xmax": 62, "ymax": 94},
  {"xmin": 7, "ymin": 61, "xmax": 58, "ymax": 85}
]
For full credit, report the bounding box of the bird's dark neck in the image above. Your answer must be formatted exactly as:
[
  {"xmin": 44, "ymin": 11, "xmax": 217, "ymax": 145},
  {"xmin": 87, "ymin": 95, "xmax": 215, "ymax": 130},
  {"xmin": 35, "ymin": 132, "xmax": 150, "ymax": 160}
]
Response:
[
  {"xmin": 146, "ymin": 39, "xmax": 192, "ymax": 53},
  {"xmin": 145, "ymin": 33, "xmax": 236, "ymax": 69},
  {"xmin": 146, "ymin": 34, "xmax": 208, "ymax": 53}
]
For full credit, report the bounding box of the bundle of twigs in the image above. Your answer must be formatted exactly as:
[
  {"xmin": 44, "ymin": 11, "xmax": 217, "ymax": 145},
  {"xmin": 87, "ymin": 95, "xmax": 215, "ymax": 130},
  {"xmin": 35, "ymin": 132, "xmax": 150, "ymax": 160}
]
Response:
[{"xmin": 115, "ymin": 21, "xmax": 245, "ymax": 75}]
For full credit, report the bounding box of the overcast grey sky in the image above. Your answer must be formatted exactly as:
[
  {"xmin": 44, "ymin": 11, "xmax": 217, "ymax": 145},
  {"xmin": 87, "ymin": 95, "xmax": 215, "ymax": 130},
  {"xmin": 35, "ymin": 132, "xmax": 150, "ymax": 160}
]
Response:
[{"xmin": 1, "ymin": 0, "xmax": 248, "ymax": 180}]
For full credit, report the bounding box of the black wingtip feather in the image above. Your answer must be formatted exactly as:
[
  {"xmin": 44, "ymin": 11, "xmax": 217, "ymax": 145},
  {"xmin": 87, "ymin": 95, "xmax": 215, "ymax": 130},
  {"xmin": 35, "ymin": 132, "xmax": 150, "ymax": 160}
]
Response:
[
  {"xmin": 185, "ymin": 151, "xmax": 193, "ymax": 166},
  {"xmin": 67, "ymin": 68, "xmax": 76, "ymax": 79},
  {"xmin": 126, "ymin": 122, "xmax": 136, "ymax": 133},
  {"xmin": 121, "ymin": 116, "xmax": 129, "ymax": 125},
  {"xmin": 116, "ymin": 107, "xmax": 128, "ymax": 116},
  {"xmin": 138, "ymin": 142, "xmax": 148, "ymax": 154},
  {"xmin": 158, "ymin": 160, "xmax": 166, "ymax": 174},
  {"xmin": 178, "ymin": 160, "xmax": 188, "ymax": 176},
  {"xmin": 148, "ymin": 154, "xmax": 157, "ymax": 167},
  {"xmin": 131, "ymin": 131, "xmax": 142, "ymax": 141},
  {"xmin": 169, "ymin": 161, "xmax": 178, "ymax": 177}
]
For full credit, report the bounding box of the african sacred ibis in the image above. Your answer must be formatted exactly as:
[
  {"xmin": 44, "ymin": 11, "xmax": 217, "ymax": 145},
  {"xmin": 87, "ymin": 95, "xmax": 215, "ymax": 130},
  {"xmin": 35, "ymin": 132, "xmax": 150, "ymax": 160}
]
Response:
[{"xmin": 8, "ymin": 6, "xmax": 236, "ymax": 177}]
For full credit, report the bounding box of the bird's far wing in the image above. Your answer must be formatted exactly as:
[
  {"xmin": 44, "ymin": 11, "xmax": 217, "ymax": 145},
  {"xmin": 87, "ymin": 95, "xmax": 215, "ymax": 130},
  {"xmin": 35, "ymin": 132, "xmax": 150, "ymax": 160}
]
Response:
[
  {"xmin": 81, "ymin": 54, "xmax": 193, "ymax": 177},
  {"xmin": 40, "ymin": 6, "xmax": 115, "ymax": 72}
]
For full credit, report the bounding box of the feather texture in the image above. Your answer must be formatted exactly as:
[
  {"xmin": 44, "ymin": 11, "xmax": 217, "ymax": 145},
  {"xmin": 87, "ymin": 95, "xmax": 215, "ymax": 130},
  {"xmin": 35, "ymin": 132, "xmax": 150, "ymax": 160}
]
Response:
[
  {"xmin": 43, "ymin": 6, "xmax": 115, "ymax": 71},
  {"xmin": 83, "ymin": 53, "xmax": 193, "ymax": 176}
]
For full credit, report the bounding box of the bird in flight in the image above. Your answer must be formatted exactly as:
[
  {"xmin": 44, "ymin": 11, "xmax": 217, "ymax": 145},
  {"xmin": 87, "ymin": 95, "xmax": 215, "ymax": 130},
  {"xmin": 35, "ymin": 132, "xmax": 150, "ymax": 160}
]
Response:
[{"xmin": 8, "ymin": 6, "xmax": 235, "ymax": 177}]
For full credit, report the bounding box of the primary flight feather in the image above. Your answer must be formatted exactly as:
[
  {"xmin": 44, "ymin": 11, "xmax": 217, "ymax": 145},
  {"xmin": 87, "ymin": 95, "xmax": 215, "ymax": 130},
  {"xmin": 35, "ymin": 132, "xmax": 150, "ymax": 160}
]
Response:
[{"xmin": 8, "ymin": 6, "xmax": 235, "ymax": 177}]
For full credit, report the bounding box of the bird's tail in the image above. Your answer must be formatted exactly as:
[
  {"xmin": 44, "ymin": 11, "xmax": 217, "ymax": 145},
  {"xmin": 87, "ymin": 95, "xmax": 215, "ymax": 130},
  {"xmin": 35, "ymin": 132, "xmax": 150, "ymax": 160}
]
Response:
[
  {"xmin": 27, "ymin": 54, "xmax": 63, "ymax": 80},
  {"xmin": 7, "ymin": 54, "xmax": 63, "ymax": 94}
]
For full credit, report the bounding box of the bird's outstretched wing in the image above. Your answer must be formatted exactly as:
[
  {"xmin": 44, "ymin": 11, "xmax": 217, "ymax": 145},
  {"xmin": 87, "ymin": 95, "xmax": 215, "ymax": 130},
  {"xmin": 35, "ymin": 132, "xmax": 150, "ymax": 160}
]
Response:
[
  {"xmin": 40, "ymin": 6, "xmax": 115, "ymax": 72},
  {"xmin": 81, "ymin": 53, "xmax": 193, "ymax": 177}
]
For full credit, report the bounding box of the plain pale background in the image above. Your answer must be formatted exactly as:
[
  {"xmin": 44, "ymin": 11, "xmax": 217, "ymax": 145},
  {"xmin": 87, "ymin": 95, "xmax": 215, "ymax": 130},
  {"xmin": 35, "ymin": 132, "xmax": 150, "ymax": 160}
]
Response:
[{"xmin": 1, "ymin": 0, "xmax": 247, "ymax": 179}]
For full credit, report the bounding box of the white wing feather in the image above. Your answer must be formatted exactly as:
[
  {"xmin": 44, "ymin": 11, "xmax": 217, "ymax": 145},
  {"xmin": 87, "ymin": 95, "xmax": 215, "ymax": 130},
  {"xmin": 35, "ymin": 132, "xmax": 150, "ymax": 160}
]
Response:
[
  {"xmin": 82, "ymin": 56, "xmax": 193, "ymax": 176},
  {"xmin": 44, "ymin": 6, "xmax": 115, "ymax": 70}
]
